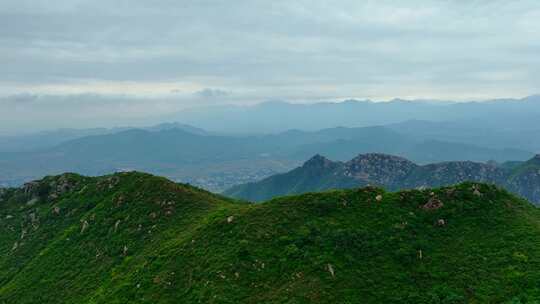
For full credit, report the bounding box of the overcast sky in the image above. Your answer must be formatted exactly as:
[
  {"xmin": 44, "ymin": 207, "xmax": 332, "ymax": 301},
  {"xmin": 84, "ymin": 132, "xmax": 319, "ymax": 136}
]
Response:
[{"xmin": 1, "ymin": 1, "xmax": 539, "ymax": 133}]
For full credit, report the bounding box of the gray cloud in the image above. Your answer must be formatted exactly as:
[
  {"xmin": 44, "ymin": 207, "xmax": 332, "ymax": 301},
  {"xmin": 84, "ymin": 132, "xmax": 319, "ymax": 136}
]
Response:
[
  {"xmin": 193, "ymin": 88, "xmax": 231, "ymax": 99},
  {"xmin": 0, "ymin": 0, "xmax": 539, "ymax": 133}
]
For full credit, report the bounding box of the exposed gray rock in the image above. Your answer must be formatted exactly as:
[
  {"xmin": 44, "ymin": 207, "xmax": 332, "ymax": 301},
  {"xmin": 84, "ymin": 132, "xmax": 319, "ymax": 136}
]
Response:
[
  {"xmin": 423, "ymin": 197, "xmax": 444, "ymax": 210},
  {"xmin": 327, "ymin": 264, "xmax": 335, "ymax": 277},
  {"xmin": 23, "ymin": 181, "xmax": 40, "ymax": 196},
  {"xmin": 26, "ymin": 197, "xmax": 39, "ymax": 206},
  {"xmin": 81, "ymin": 220, "xmax": 89, "ymax": 234},
  {"xmin": 114, "ymin": 220, "xmax": 121, "ymax": 233}
]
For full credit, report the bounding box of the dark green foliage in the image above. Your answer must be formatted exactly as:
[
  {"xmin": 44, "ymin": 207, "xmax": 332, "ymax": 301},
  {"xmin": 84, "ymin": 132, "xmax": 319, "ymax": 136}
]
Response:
[{"xmin": 0, "ymin": 173, "xmax": 539, "ymax": 303}]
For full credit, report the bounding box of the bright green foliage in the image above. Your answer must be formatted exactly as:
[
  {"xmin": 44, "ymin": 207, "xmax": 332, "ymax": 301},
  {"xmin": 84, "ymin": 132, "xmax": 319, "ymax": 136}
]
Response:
[{"xmin": 0, "ymin": 172, "xmax": 539, "ymax": 303}]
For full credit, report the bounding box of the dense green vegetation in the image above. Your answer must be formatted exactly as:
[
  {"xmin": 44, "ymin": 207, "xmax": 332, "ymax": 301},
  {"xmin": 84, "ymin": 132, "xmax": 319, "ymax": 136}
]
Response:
[{"xmin": 1, "ymin": 172, "xmax": 539, "ymax": 303}]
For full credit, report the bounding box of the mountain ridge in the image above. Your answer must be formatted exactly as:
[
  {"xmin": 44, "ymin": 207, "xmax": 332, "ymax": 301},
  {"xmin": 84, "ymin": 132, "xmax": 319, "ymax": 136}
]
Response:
[
  {"xmin": 225, "ymin": 153, "xmax": 540, "ymax": 204},
  {"xmin": 1, "ymin": 171, "xmax": 539, "ymax": 302},
  {"xmin": 171, "ymin": 95, "xmax": 540, "ymax": 134}
]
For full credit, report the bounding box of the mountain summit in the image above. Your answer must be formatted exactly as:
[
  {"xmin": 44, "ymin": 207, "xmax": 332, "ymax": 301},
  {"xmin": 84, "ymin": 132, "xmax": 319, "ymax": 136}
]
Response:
[
  {"xmin": 302, "ymin": 154, "xmax": 338, "ymax": 169},
  {"xmin": 344, "ymin": 153, "xmax": 417, "ymax": 187}
]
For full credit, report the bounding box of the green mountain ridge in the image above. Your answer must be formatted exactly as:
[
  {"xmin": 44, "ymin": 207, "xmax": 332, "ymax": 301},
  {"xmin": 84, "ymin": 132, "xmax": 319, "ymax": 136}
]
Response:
[
  {"xmin": 0, "ymin": 172, "xmax": 540, "ymax": 303},
  {"xmin": 224, "ymin": 153, "xmax": 540, "ymax": 204}
]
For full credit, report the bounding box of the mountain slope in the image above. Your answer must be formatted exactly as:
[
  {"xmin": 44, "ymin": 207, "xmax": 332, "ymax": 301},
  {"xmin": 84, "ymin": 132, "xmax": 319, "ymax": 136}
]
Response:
[
  {"xmin": 0, "ymin": 123, "xmax": 207, "ymax": 153},
  {"xmin": 0, "ymin": 172, "xmax": 235, "ymax": 303},
  {"xmin": 225, "ymin": 153, "xmax": 540, "ymax": 204},
  {"xmin": 0, "ymin": 172, "xmax": 539, "ymax": 303}
]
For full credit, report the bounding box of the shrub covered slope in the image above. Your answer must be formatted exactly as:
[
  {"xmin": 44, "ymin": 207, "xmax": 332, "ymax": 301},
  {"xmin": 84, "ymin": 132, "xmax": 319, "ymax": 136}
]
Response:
[{"xmin": 0, "ymin": 172, "xmax": 539, "ymax": 303}]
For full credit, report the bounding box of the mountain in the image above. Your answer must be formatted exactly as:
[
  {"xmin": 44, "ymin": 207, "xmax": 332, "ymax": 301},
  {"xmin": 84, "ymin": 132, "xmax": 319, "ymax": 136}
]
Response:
[
  {"xmin": 0, "ymin": 172, "xmax": 539, "ymax": 303},
  {"xmin": 0, "ymin": 128, "xmax": 126, "ymax": 153},
  {"xmin": 0, "ymin": 127, "xmax": 532, "ymax": 191},
  {"xmin": 0, "ymin": 123, "xmax": 207, "ymax": 153},
  {"xmin": 387, "ymin": 119, "xmax": 540, "ymax": 152},
  {"xmin": 169, "ymin": 96, "xmax": 540, "ymax": 153},
  {"xmin": 171, "ymin": 96, "xmax": 540, "ymax": 134},
  {"xmin": 0, "ymin": 128, "xmax": 297, "ymax": 190},
  {"xmin": 144, "ymin": 122, "xmax": 209, "ymax": 135},
  {"xmin": 224, "ymin": 153, "xmax": 540, "ymax": 204}
]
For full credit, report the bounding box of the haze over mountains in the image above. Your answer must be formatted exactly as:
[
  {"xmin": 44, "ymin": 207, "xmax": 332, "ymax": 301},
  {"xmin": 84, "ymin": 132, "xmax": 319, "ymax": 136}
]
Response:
[
  {"xmin": 1, "ymin": 97, "xmax": 539, "ymax": 192},
  {"xmin": 171, "ymin": 96, "xmax": 540, "ymax": 141}
]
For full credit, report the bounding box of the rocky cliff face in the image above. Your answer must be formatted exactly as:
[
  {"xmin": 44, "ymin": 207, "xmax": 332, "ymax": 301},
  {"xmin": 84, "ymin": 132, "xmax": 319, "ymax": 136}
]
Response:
[
  {"xmin": 225, "ymin": 153, "xmax": 540, "ymax": 204},
  {"xmin": 344, "ymin": 154, "xmax": 417, "ymax": 188}
]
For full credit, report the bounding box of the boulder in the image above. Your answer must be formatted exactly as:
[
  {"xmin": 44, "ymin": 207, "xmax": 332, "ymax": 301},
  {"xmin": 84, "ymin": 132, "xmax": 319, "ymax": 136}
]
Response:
[{"xmin": 422, "ymin": 197, "xmax": 444, "ymax": 210}]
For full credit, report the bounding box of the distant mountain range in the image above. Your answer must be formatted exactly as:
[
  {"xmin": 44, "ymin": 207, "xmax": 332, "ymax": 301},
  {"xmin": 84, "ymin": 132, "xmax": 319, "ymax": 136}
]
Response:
[
  {"xmin": 171, "ymin": 95, "xmax": 540, "ymax": 141},
  {"xmin": 0, "ymin": 125, "xmax": 533, "ymax": 191},
  {"xmin": 224, "ymin": 153, "xmax": 540, "ymax": 205},
  {"xmin": 4, "ymin": 95, "xmax": 540, "ymax": 152},
  {"xmin": 2, "ymin": 96, "xmax": 540, "ymax": 191},
  {"xmin": 0, "ymin": 123, "xmax": 207, "ymax": 153}
]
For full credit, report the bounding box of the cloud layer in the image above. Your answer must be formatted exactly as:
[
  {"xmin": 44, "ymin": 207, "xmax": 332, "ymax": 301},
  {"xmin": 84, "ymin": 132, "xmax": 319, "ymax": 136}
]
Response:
[{"xmin": 1, "ymin": 1, "xmax": 539, "ymax": 133}]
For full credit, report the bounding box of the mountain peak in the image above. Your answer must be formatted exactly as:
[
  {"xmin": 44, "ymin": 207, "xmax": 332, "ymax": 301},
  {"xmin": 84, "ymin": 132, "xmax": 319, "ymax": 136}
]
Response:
[
  {"xmin": 302, "ymin": 154, "xmax": 341, "ymax": 171},
  {"xmin": 302, "ymin": 154, "xmax": 336, "ymax": 169},
  {"xmin": 526, "ymin": 154, "xmax": 540, "ymax": 165},
  {"xmin": 345, "ymin": 154, "xmax": 417, "ymax": 186},
  {"xmin": 348, "ymin": 153, "xmax": 415, "ymax": 165}
]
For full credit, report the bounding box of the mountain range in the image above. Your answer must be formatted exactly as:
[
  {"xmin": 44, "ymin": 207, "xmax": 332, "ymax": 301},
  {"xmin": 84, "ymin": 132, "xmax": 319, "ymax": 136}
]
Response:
[
  {"xmin": 2, "ymin": 96, "xmax": 540, "ymax": 192},
  {"xmin": 171, "ymin": 96, "xmax": 540, "ymax": 142},
  {"xmin": 225, "ymin": 153, "xmax": 540, "ymax": 205},
  {"xmin": 0, "ymin": 125, "xmax": 533, "ymax": 191},
  {"xmin": 0, "ymin": 123, "xmax": 207, "ymax": 153},
  {"xmin": 0, "ymin": 172, "xmax": 539, "ymax": 302}
]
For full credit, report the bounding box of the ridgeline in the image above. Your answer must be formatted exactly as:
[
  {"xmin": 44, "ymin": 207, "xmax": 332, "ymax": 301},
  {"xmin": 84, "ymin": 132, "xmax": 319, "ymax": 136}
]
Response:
[{"xmin": 0, "ymin": 172, "xmax": 539, "ymax": 303}]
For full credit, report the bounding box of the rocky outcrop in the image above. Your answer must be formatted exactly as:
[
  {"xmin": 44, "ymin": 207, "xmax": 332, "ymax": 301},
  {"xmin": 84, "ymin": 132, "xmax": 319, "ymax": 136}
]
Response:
[
  {"xmin": 46, "ymin": 174, "xmax": 81, "ymax": 199},
  {"xmin": 18, "ymin": 174, "xmax": 82, "ymax": 203},
  {"xmin": 345, "ymin": 153, "xmax": 417, "ymax": 187}
]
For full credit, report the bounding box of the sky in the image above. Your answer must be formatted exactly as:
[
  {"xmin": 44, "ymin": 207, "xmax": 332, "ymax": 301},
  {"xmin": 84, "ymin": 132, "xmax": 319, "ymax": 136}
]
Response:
[{"xmin": 1, "ymin": 0, "xmax": 539, "ymax": 134}]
